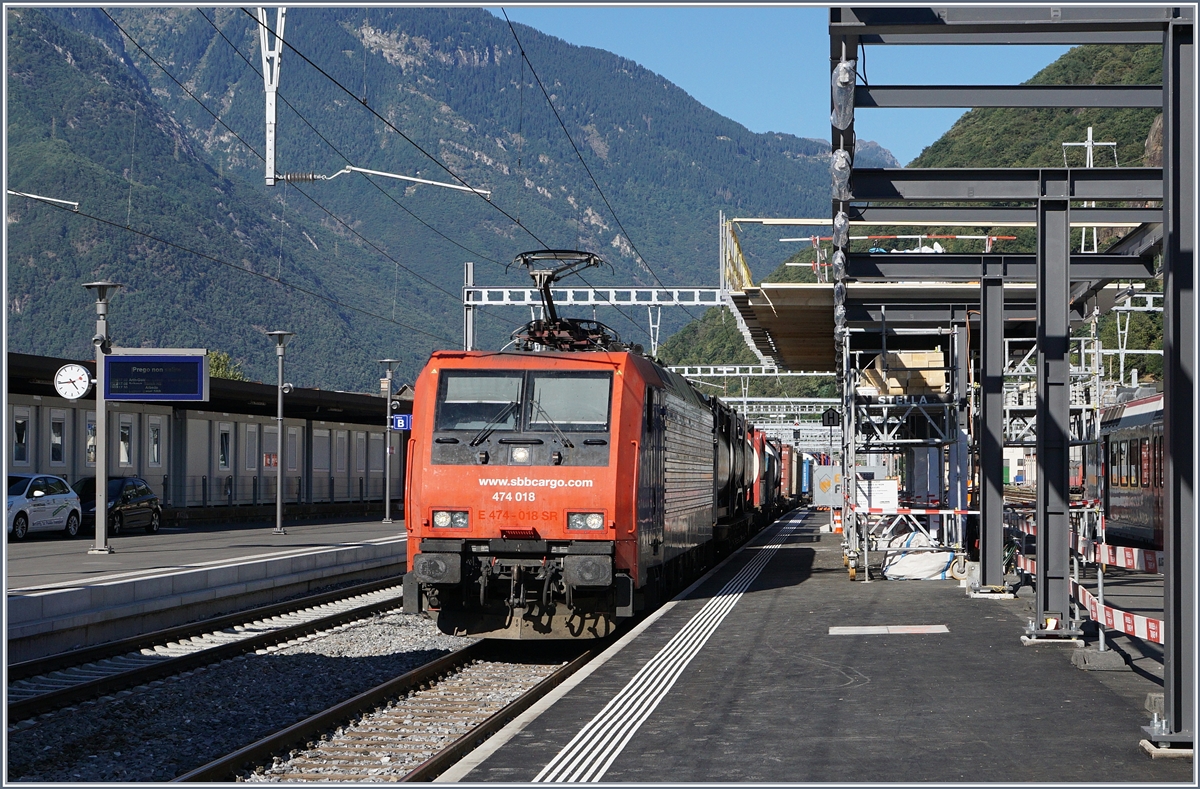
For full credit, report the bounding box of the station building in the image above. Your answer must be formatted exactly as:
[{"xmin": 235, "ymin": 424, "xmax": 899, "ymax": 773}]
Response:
[{"xmin": 6, "ymin": 352, "xmax": 410, "ymax": 519}]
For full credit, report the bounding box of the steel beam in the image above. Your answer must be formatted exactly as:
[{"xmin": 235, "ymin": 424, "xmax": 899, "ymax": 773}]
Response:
[
  {"xmin": 855, "ymin": 85, "xmax": 1162, "ymax": 109},
  {"xmin": 845, "ymin": 254, "xmax": 1155, "ymax": 281},
  {"xmin": 831, "ymin": 6, "xmax": 1171, "ymax": 45},
  {"xmin": 847, "ymin": 205, "xmax": 1162, "ymax": 227},
  {"xmin": 668, "ymin": 365, "xmax": 831, "ymax": 378},
  {"xmin": 464, "ymin": 287, "xmax": 723, "ymax": 307},
  {"xmin": 980, "ymin": 275, "xmax": 1005, "ymax": 588},
  {"xmin": 1034, "ymin": 198, "xmax": 1076, "ymax": 637},
  {"xmin": 1158, "ymin": 15, "xmax": 1195, "ymax": 748},
  {"xmin": 847, "ymin": 303, "xmax": 1038, "ymax": 325},
  {"xmin": 851, "ymin": 168, "xmax": 1163, "ymax": 203}
]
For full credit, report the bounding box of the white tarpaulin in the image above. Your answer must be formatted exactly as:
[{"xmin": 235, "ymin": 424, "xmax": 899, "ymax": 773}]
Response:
[{"xmin": 881, "ymin": 532, "xmax": 954, "ymax": 580}]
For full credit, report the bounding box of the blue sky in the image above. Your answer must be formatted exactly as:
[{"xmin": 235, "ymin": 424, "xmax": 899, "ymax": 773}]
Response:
[{"xmin": 493, "ymin": 7, "xmax": 1072, "ymax": 165}]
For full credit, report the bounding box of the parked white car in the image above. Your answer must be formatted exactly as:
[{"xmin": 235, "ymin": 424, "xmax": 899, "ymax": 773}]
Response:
[{"xmin": 7, "ymin": 474, "xmax": 82, "ymax": 540}]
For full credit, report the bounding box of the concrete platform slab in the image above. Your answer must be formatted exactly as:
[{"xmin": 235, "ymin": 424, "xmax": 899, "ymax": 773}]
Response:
[
  {"xmin": 446, "ymin": 509, "xmax": 1191, "ymax": 783},
  {"xmin": 6, "ymin": 518, "xmax": 407, "ymax": 662}
]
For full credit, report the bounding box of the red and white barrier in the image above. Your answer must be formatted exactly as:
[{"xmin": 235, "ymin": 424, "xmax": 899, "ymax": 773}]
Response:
[
  {"xmin": 850, "ymin": 506, "xmax": 978, "ymax": 516},
  {"xmin": 1091, "ymin": 543, "xmax": 1164, "ymax": 575},
  {"xmin": 1072, "ymin": 579, "xmax": 1164, "ymax": 644},
  {"xmin": 1012, "ymin": 556, "xmax": 1164, "ymax": 643},
  {"xmin": 1008, "ymin": 517, "xmax": 1164, "ymax": 575}
]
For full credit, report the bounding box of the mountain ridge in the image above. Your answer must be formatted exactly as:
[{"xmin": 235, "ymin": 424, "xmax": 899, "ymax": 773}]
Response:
[{"xmin": 8, "ymin": 6, "xmax": 898, "ymax": 389}]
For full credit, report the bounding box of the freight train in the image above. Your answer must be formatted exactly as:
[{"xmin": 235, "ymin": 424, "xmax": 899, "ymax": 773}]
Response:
[{"xmin": 402, "ymin": 250, "xmax": 795, "ymax": 639}]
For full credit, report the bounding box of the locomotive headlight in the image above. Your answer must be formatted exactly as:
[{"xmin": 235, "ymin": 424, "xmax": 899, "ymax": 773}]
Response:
[
  {"xmin": 510, "ymin": 446, "xmax": 531, "ymax": 464},
  {"xmin": 568, "ymin": 512, "xmax": 605, "ymax": 530},
  {"xmin": 432, "ymin": 510, "xmax": 469, "ymax": 528}
]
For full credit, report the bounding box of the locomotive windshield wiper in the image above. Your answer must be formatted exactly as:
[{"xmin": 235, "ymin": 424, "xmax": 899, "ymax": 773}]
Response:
[
  {"xmin": 470, "ymin": 401, "xmax": 519, "ymax": 447},
  {"xmin": 530, "ymin": 399, "xmax": 575, "ymax": 449}
]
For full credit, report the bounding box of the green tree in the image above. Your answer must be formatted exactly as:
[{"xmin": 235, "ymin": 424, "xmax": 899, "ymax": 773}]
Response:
[{"xmin": 208, "ymin": 350, "xmax": 248, "ymax": 381}]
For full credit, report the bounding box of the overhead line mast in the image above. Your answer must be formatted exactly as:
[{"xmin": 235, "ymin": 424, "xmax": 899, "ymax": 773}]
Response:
[
  {"xmin": 256, "ymin": 8, "xmax": 487, "ymax": 196},
  {"xmin": 258, "ymin": 7, "xmax": 285, "ymax": 187}
]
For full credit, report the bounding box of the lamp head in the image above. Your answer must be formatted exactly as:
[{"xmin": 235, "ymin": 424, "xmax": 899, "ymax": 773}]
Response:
[
  {"xmin": 83, "ymin": 281, "xmax": 123, "ymax": 305},
  {"xmin": 266, "ymin": 330, "xmax": 295, "ymax": 349}
]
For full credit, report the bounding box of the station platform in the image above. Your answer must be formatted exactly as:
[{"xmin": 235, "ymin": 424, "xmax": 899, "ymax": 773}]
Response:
[
  {"xmin": 444, "ymin": 509, "xmax": 1190, "ymax": 782},
  {"xmin": 6, "ymin": 518, "xmax": 407, "ymax": 662}
]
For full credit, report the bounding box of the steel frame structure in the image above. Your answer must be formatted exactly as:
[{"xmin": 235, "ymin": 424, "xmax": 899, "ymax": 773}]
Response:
[
  {"xmin": 460, "ymin": 261, "xmax": 724, "ymax": 356},
  {"xmin": 832, "ymin": 5, "xmax": 1193, "ymax": 747}
]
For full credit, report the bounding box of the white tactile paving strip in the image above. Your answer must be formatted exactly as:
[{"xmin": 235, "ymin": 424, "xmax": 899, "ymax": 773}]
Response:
[{"xmin": 531, "ymin": 517, "xmax": 802, "ymax": 783}]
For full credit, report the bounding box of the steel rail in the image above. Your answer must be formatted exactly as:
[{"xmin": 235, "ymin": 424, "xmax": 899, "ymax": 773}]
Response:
[
  {"xmin": 172, "ymin": 643, "xmax": 489, "ymax": 781},
  {"xmin": 399, "ymin": 647, "xmax": 597, "ymax": 782},
  {"xmin": 8, "ymin": 579, "xmax": 406, "ymax": 722},
  {"xmin": 8, "ymin": 574, "xmax": 404, "ymax": 682},
  {"xmin": 173, "ymin": 644, "xmax": 596, "ymax": 782}
]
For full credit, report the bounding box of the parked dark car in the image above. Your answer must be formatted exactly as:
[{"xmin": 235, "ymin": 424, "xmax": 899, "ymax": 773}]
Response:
[{"xmin": 72, "ymin": 477, "xmax": 162, "ymax": 535}]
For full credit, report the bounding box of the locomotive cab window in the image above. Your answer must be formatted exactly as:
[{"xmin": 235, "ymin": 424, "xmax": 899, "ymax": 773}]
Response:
[
  {"xmin": 526, "ymin": 372, "xmax": 613, "ymax": 433},
  {"xmin": 436, "ymin": 372, "xmax": 523, "ymax": 432}
]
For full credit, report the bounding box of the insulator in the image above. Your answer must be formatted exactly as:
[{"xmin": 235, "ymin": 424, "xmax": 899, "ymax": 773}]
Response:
[
  {"xmin": 281, "ymin": 172, "xmax": 317, "ymax": 183},
  {"xmin": 830, "ymin": 59, "xmax": 857, "ymax": 131},
  {"xmin": 832, "ymin": 211, "xmax": 850, "ymax": 249},
  {"xmin": 831, "ymin": 249, "xmax": 846, "ymax": 281},
  {"xmin": 831, "ymin": 150, "xmax": 853, "ymax": 201}
]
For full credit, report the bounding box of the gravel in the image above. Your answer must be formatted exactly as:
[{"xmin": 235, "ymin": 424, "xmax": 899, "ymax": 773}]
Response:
[{"xmin": 6, "ymin": 611, "xmax": 475, "ymax": 782}]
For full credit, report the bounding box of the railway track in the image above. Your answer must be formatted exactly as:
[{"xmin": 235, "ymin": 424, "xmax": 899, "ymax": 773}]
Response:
[
  {"xmin": 175, "ymin": 642, "xmax": 596, "ymax": 782},
  {"xmin": 8, "ymin": 576, "xmax": 407, "ymax": 722}
]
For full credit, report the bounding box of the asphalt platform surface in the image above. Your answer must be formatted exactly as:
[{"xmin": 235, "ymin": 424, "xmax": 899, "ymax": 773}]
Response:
[
  {"xmin": 5, "ymin": 517, "xmax": 406, "ymax": 592},
  {"xmin": 452, "ymin": 509, "xmax": 1190, "ymax": 783}
]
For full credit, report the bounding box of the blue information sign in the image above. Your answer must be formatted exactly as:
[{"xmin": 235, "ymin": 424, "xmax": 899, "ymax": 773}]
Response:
[
  {"xmin": 105, "ymin": 354, "xmax": 209, "ymax": 401},
  {"xmin": 390, "ymin": 414, "xmax": 412, "ymax": 431}
]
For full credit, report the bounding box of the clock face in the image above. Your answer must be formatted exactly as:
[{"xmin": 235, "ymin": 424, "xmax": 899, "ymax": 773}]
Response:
[{"xmin": 54, "ymin": 364, "xmax": 92, "ymax": 400}]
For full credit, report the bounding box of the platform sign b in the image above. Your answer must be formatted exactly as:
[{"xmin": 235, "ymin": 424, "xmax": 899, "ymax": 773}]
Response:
[{"xmin": 390, "ymin": 414, "xmax": 411, "ymax": 431}]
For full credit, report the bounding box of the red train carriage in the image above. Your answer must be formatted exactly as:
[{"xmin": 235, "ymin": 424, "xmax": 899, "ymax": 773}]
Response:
[
  {"xmin": 1099, "ymin": 393, "xmax": 1164, "ymax": 549},
  {"xmin": 404, "ymin": 349, "xmax": 758, "ymax": 639}
]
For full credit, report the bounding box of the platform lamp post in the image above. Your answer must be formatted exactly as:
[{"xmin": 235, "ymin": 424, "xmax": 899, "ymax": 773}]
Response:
[
  {"xmin": 378, "ymin": 359, "xmax": 402, "ymax": 525},
  {"xmin": 84, "ymin": 282, "xmax": 122, "ymax": 555},
  {"xmin": 267, "ymin": 331, "xmax": 294, "ymax": 535}
]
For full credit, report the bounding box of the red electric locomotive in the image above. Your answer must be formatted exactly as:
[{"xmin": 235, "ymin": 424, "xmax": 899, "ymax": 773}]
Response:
[{"xmin": 403, "ymin": 251, "xmax": 785, "ymax": 639}]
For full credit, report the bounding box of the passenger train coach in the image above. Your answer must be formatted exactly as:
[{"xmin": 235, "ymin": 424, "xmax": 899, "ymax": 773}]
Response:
[
  {"xmin": 1099, "ymin": 392, "xmax": 1164, "ymax": 549},
  {"xmin": 402, "ymin": 349, "xmax": 793, "ymax": 639}
]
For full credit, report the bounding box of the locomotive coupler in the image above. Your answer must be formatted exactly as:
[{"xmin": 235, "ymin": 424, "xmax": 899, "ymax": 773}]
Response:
[
  {"xmin": 508, "ymin": 565, "xmax": 527, "ymax": 610},
  {"xmin": 478, "ymin": 562, "xmax": 491, "ymax": 607},
  {"xmin": 542, "ymin": 565, "xmax": 561, "ymax": 613}
]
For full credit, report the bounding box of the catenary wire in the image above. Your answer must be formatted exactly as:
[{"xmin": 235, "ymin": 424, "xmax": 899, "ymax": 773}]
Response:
[
  {"xmin": 107, "ymin": 10, "xmax": 513, "ymax": 334},
  {"xmin": 237, "ymin": 8, "xmax": 653, "ymax": 344},
  {"xmin": 12, "ymin": 193, "xmax": 458, "ymax": 345},
  {"xmin": 239, "ymin": 7, "xmax": 553, "ymax": 251},
  {"xmin": 499, "ymin": 9, "xmax": 701, "ymax": 325},
  {"xmin": 195, "ymin": 9, "xmax": 506, "ymax": 270}
]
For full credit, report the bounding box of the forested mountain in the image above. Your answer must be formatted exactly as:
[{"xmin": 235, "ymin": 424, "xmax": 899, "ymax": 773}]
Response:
[
  {"xmin": 6, "ymin": 7, "xmax": 896, "ymax": 389},
  {"xmin": 669, "ymin": 43, "xmax": 1165, "ymax": 383}
]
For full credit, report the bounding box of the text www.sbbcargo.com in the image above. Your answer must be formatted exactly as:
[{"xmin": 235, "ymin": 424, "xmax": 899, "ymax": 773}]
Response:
[{"xmin": 477, "ymin": 477, "xmax": 594, "ymax": 488}]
